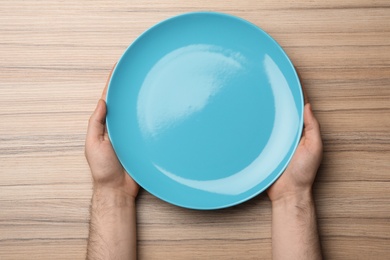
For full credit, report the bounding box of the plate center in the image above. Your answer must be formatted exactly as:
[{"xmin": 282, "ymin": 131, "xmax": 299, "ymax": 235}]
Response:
[{"xmin": 136, "ymin": 44, "xmax": 275, "ymax": 181}]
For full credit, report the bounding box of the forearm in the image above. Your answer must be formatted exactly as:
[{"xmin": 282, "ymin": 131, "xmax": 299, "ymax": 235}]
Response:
[
  {"xmin": 271, "ymin": 191, "xmax": 322, "ymax": 260},
  {"xmin": 87, "ymin": 188, "xmax": 137, "ymax": 260}
]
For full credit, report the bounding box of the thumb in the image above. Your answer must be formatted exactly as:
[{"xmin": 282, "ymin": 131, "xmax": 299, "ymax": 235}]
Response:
[
  {"xmin": 87, "ymin": 99, "xmax": 107, "ymax": 143},
  {"xmin": 303, "ymin": 103, "xmax": 322, "ymax": 144}
]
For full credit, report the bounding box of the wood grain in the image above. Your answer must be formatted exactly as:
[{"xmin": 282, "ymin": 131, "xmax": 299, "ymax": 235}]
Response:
[{"xmin": 1, "ymin": 0, "xmax": 389, "ymax": 259}]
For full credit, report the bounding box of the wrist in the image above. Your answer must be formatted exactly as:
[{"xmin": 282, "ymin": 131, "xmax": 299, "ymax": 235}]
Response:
[
  {"xmin": 271, "ymin": 189, "xmax": 314, "ymax": 208},
  {"xmin": 92, "ymin": 186, "xmax": 136, "ymax": 208}
]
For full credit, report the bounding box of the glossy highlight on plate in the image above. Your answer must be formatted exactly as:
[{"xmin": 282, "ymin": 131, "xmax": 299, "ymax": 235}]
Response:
[{"xmin": 106, "ymin": 12, "xmax": 304, "ymax": 209}]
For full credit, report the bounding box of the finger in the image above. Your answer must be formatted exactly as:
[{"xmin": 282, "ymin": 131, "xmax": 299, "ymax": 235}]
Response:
[
  {"xmin": 87, "ymin": 99, "xmax": 107, "ymax": 143},
  {"xmin": 303, "ymin": 103, "xmax": 321, "ymax": 143},
  {"xmin": 301, "ymin": 82, "xmax": 309, "ymax": 105},
  {"xmin": 295, "ymin": 67, "xmax": 309, "ymax": 104},
  {"xmin": 101, "ymin": 63, "xmax": 117, "ymax": 101}
]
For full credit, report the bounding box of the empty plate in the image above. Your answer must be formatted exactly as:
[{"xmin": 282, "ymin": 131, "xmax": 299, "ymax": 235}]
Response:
[{"xmin": 106, "ymin": 12, "xmax": 304, "ymax": 209}]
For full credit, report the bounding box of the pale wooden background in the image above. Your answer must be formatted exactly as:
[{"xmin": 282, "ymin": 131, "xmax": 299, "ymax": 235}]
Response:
[{"xmin": 1, "ymin": 0, "xmax": 389, "ymax": 259}]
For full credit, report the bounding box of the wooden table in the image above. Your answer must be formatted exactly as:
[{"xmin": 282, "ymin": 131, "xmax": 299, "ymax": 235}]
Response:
[{"xmin": 1, "ymin": 1, "xmax": 389, "ymax": 259}]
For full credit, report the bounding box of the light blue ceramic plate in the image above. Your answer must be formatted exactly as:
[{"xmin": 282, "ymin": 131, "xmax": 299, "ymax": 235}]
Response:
[{"xmin": 107, "ymin": 12, "xmax": 303, "ymax": 210}]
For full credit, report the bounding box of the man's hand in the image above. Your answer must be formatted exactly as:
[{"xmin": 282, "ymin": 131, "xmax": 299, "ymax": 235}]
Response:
[
  {"xmin": 85, "ymin": 98, "xmax": 139, "ymax": 198},
  {"xmin": 85, "ymin": 67, "xmax": 139, "ymax": 198},
  {"xmin": 267, "ymin": 103, "xmax": 323, "ymax": 202}
]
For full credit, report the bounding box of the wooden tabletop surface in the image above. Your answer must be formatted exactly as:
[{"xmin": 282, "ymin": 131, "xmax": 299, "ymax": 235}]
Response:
[{"xmin": 1, "ymin": 0, "xmax": 389, "ymax": 259}]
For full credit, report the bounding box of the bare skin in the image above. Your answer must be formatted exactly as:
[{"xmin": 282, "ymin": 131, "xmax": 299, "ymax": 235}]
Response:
[
  {"xmin": 267, "ymin": 102, "xmax": 323, "ymax": 260},
  {"xmin": 85, "ymin": 67, "xmax": 139, "ymax": 260}
]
